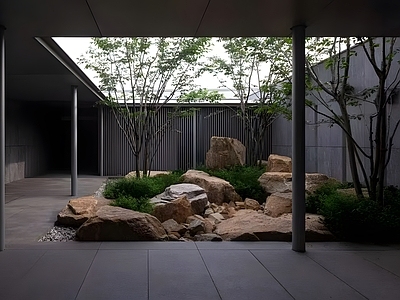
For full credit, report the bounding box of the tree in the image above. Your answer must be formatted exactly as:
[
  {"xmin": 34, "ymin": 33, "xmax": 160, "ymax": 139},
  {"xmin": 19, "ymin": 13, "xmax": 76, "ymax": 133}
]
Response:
[
  {"xmin": 206, "ymin": 37, "xmax": 292, "ymax": 166},
  {"xmin": 306, "ymin": 37, "xmax": 400, "ymax": 205},
  {"xmin": 80, "ymin": 37, "xmax": 211, "ymax": 177}
]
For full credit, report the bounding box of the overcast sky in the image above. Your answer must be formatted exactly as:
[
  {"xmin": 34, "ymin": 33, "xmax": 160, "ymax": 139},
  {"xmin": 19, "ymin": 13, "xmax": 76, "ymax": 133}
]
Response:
[{"xmin": 54, "ymin": 37, "xmax": 234, "ymax": 96}]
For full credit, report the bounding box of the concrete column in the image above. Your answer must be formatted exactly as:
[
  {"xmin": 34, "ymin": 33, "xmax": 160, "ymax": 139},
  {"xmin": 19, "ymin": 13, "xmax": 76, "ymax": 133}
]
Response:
[
  {"xmin": 291, "ymin": 25, "xmax": 306, "ymax": 252},
  {"xmin": 0, "ymin": 26, "xmax": 5, "ymax": 251},
  {"xmin": 71, "ymin": 86, "xmax": 78, "ymax": 196},
  {"xmin": 99, "ymin": 106, "xmax": 104, "ymax": 176}
]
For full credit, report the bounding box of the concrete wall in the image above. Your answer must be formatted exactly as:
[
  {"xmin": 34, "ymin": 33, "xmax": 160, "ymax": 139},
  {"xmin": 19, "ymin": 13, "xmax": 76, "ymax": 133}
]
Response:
[
  {"xmin": 272, "ymin": 39, "xmax": 400, "ymax": 185},
  {"xmin": 5, "ymin": 101, "xmax": 48, "ymax": 183}
]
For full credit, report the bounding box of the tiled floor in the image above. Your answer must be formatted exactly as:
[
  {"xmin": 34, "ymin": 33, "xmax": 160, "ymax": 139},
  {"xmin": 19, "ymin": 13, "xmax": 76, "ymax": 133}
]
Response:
[{"xmin": 1, "ymin": 176, "xmax": 400, "ymax": 300}]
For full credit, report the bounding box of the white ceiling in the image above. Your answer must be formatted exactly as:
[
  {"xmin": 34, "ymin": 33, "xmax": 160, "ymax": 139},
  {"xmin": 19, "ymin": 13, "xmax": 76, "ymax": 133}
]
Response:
[{"xmin": 1, "ymin": 0, "xmax": 400, "ymax": 103}]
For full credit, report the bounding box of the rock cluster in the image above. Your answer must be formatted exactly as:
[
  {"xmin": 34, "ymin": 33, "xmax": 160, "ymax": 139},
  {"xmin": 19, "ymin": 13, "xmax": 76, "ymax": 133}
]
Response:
[
  {"xmin": 51, "ymin": 147, "xmax": 335, "ymax": 242},
  {"xmin": 259, "ymin": 154, "xmax": 337, "ymax": 217}
]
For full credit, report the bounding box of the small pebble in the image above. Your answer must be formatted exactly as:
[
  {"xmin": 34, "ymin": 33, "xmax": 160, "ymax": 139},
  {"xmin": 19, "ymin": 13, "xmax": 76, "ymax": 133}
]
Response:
[{"xmin": 38, "ymin": 226, "xmax": 76, "ymax": 242}]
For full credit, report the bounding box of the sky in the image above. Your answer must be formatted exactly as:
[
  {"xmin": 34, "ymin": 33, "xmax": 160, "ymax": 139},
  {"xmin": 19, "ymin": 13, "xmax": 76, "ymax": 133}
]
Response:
[{"xmin": 54, "ymin": 37, "xmax": 236, "ymax": 98}]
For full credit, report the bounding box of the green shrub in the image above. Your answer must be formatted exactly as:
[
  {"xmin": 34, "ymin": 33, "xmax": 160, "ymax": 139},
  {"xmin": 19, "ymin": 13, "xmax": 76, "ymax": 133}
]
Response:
[
  {"xmin": 103, "ymin": 172, "xmax": 182, "ymax": 213},
  {"xmin": 111, "ymin": 195, "xmax": 154, "ymax": 214},
  {"xmin": 316, "ymin": 186, "xmax": 400, "ymax": 242},
  {"xmin": 197, "ymin": 165, "xmax": 267, "ymax": 203},
  {"xmin": 306, "ymin": 181, "xmax": 343, "ymax": 213},
  {"xmin": 103, "ymin": 172, "xmax": 182, "ymax": 200}
]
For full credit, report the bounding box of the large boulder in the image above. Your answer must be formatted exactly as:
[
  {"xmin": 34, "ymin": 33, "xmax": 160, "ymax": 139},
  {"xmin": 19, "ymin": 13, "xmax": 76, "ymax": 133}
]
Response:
[
  {"xmin": 264, "ymin": 192, "xmax": 292, "ymax": 217},
  {"xmin": 258, "ymin": 172, "xmax": 293, "ymax": 194},
  {"xmin": 151, "ymin": 196, "xmax": 193, "ymax": 223},
  {"xmin": 258, "ymin": 172, "xmax": 336, "ymax": 194},
  {"xmin": 181, "ymin": 170, "xmax": 242, "ymax": 205},
  {"xmin": 205, "ymin": 136, "xmax": 246, "ymax": 169},
  {"xmin": 57, "ymin": 196, "xmax": 111, "ymax": 227},
  {"xmin": 151, "ymin": 183, "xmax": 208, "ymax": 215},
  {"xmin": 76, "ymin": 206, "xmax": 167, "ymax": 241},
  {"xmin": 266, "ymin": 154, "xmax": 292, "ymax": 173},
  {"xmin": 214, "ymin": 210, "xmax": 334, "ymax": 241}
]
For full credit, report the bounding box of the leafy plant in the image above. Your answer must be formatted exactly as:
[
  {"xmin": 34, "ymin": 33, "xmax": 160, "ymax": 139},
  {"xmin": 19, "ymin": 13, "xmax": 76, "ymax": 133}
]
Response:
[
  {"xmin": 103, "ymin": 172, "xmax": 183, "ymax": 213},
  {"xmin": 307, "ymin": 182, "xmax": 400, "ymax": 242},
  {"xmin": 111, "ymin": 196, "xmax": 154, "ymax": 214}
]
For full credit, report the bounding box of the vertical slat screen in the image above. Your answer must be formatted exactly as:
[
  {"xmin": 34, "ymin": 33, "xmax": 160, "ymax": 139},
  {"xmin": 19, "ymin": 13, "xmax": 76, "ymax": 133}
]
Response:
[{"xmin": 103, "ymin": 105, "xmax": 273, "ymax": 176}]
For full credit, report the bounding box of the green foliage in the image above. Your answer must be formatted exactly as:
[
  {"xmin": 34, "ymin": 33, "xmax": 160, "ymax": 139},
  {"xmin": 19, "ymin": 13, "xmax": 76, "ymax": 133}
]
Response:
[
  {"xmin": 307, "ymin": 183, "xmax": 400, "ymax": 242},
  {"xmin": 197, "ymin": 165, "xmax": 267, "ymax": 204},
  {"xmin": 103, "ymin": 172, "xmax": 183, "ymax": 213},
  {"xmin": 111, "ymin": 196, "xmax": 154, "ymax": 214}
]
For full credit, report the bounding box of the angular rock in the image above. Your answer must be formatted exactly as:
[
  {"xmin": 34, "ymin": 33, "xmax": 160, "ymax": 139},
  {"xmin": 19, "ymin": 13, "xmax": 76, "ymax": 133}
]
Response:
[
  {"xmin": 205, "ymin": 136, "xmax": 246, "ymax": 169},
  {"xmin": 208, "ymin": 212, "xmax": 225, "ymax": 223},
  {"xmin": 258, "ymin": 172, "xmax": 293, "ymax": 194},
  {"xmin": 187, "ymin": 215, "xmax": 214, "ymax": 233},
  {"xmin": 214, "ymin": 210, "xmax": 334, "ymax": 241},
  {"xmin": 204, "ymin": 208, "xmax": 214, "ymax": 217},
  {"xmin": 305, "ymin": 173, "xmax": 337, "ymax": 194},
  {"xmin": 264, "ymin": 192, "xmax": 292, "ymax": 217},
  {"xmin": 193, "ymin": 233, "xmax": 223, "ymax": 241},
  {"xmin": 266, "ymin": 154, "xmax": 292, "ymax": 173},
  {"xmin": 57, "ymin": 196, "xmax": 103, "ymax": 227},
  {"xmin": 182, "ymin": 170, "xmax": 242, "ymax": 205},
  {"xmin": 244, "ymin": 198, "xmax": 260, "ymax": 211},
  {"xmin": 188, "ymin": 219, "xmax": 206, "ymax": 236},
  {"xmin": 151, "ymin": 183, "xmax": 208, "ymax": 215},
  {"xmin": 152, "ymin": 196, "xmax": 193, "ymax": 224},
  {"xmin": 161, "ymin": 219, "xmax": 187, "ymax": 235},
  {"xmin": 76, "ymin": 206, "xmax": 167, "ymax": 241}
]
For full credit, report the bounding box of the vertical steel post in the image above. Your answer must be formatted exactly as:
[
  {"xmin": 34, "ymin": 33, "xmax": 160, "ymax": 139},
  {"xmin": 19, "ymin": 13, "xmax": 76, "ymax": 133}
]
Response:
[
  {"xmin": 99, "ymin": 106, "xmax": 104, "ymax": 176},
  {"xmin": 0, "ymin": 26, "xmax": 5, "ymax": 251},
  {"xmin": 291, "ymin": 25, "xmax": 306, "ymax": 252},
  {"xmin": 71, "ymin": 86, "xmax": 78, "ymax": 196},
  {"xmin": 193, "ymin": 110, "xmax": 197, "ymax": 169}
]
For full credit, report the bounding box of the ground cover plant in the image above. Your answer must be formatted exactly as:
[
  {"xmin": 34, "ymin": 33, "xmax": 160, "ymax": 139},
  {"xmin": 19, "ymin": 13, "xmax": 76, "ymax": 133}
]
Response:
[
  {"xmin": 103, "ymin": 171, "xmax": 183, "ymax": 213},
  {"xmin": 197, "ymin": 165, "xmax": 267, "ymax": 204},
  {"xmin": 306, "ymin": 182, "xmax": 400, "ymax": 242}
]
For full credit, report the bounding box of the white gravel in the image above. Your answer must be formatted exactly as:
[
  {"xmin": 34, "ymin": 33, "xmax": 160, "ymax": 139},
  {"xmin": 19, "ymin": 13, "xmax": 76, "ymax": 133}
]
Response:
[{"xmin": 38, "ymin": 226, "xmax": 76, "ymax": 242}]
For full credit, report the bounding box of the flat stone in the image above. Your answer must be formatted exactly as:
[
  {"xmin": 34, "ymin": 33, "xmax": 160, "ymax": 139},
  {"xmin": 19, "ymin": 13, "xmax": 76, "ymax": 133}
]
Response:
[
  {"xmin": 214, "ymin": 210, "xmax": 334, "ymax": 241},
  {"xmin": 193, "ymin": 233, "xmax": 223, "ymax": 241},
  {"xmin": 76, "ymin": 206, "xmax": 167, "ymax": 241}
]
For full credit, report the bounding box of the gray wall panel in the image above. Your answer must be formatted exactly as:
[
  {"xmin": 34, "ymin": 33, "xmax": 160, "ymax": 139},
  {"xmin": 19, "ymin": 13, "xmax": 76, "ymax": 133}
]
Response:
[{"xmin": 103, "ymin": 105, "xmax": 273, "ymax": 176}]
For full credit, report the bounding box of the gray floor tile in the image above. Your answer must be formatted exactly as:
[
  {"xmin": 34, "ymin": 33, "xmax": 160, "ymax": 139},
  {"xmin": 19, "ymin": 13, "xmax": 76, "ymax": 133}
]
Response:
[
  {"xmin": 251, "ymin": 250, "xmax": 365, "ymax": 300},
  {"xmin": 77, "ymin": 250, "xmax": 148, "ymax": 300},
  {"xmin": 355, "ymin": 250, "xmax": 400, "ymax": 277},
  {"xmin": 195, "ymin": 241, "xmax": 291, "ymax": 250},
  {"xmin": 6, "ymin": 241, "xmax": 102, "ymax": 250},
  {"xmin": 10, "ymin": 250, "xmax": 96, "ymax": 300},
  {"xmin": 306, "ymin": 242, "xmax": 391, "ymax": 251},
  {"xmin": 200, "ymin": 249, "xmax": 293, "ymax": 300},
  {"xmin": 0, "ymin": 249, "xmax": 46, "ymax": 299},
  {"xmin": 149, "ymin": 249, "xmax": 220, "ymax": 300},
  {"xmin": 308, "ymin": 251, "xmax": 400, "ymax": 300},
  {"xmin": 100, "ymin": 241, "xmax": 197, "ymax": 250}
]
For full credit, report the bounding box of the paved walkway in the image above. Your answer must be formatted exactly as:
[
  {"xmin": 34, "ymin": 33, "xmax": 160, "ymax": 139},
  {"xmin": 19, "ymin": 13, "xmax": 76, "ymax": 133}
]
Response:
[{"xmin": 1, "ymin": 176, "xmax": 400, "ymax": 300}]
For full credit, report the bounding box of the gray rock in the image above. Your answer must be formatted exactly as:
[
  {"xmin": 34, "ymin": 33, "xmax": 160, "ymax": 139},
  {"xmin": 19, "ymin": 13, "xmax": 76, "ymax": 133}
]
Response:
[
  {"xmin": 193, "ymin": 233, "xmax": 222, "ymax": 241},
  {"xmin": 188, "ymin": 219, "xmax": 206, "ymax": 236},
  {"xmin": 151, "ymin": 183, "xmax": 208, "ymax": 215}
]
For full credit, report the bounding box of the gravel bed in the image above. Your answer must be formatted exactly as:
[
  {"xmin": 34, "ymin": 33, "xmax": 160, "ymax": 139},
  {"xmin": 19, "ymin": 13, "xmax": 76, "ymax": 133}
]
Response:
[{"xmin": 38, "ymin": 226, "xmax": 76, "ymax": 242}]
